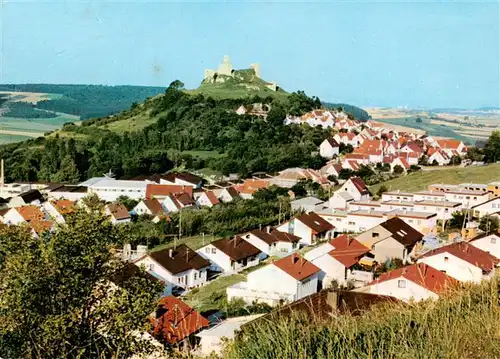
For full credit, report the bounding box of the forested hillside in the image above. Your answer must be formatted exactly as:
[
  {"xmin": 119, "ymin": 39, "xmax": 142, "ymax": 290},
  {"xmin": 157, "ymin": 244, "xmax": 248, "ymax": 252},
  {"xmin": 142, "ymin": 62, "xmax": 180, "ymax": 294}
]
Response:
[
  {"xmin": 323, "ymin": 102, "xmax": 371, "ymax": 122},
  {"xmin": 0, "ymin": 84, "xmax": 166, "ymax": 119},
  {"xmin": 0, "ymin": 82, "xmax": 331, "ymax": 182}
]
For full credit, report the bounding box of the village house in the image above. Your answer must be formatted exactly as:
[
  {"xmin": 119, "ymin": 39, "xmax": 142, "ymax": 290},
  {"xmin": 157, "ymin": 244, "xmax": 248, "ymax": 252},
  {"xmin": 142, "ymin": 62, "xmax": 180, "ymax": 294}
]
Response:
[
  {"xmin": 42, "ymin": 199, "xmax": 76, "ymax": 224},
  {"xmin": 226, "ymin": 253, "xmax": 320, "ymax": 306},
  {"xmin": 392, "ymin": 210, "xmax": 437, "ymax": 234},
  {"xmin": 3, "ymin": 205, "xmax": 46, "ymax": 225},
  {"xmin": 319, "ymin": 137, "xmax": 340, "ymax": 159},
  {"xmin": 290, "ymin": 196, "xmax": 324, "ymax": 213},
  {"xmin": 105, "ymin": 203, "xmax": 131, "ymax": 225},
  {"xmin": 197, "ymin": 237, "xmax": 263, "ymax": 273},
  {"xmin": 242, "ymin": 228, "xmax": 301, "ymax": 257},
  {"xmin": 132, "ymin": 198, "xmax": 166, "ymax": 222},
  {"xmin": 320, "ymin": 161, "xmax": 343, "ymax": 178},
  {"xmin": 47, "ymin": 184, "xmax": 88, "ymax": 201},
  {"xmin": 152, "ymin": 296, "xmax": 209, "ymax": 347},
  {"xmin": 8, "ymin": 189, "xmax": 44, "ymax": 208},
  {"xmin": 235, "ymin": 103, "xmax": 271, "ymax": 118},
  {"xmin": 195, "ymin": 314, "xmax": 264, "ymax": 357},
  {"xmin": 471, "ymin": 197, "xmax": 500, "ymax": 218},
  {"xmin": 145, "ymin": 183, "xmax": 193, "ymax": 200},
  {"xmin": 329, "ymin": 177, "xmax": 371, "ymax": 209},
  {"xmin": 334, "ymin": 132, "xmax": 359, "ymax": 147},
  {"xmin": 276, "ymin": 212, "xmax": 334, "ymax": 246},
  {"xmin": 359, "ymin": 263, "xmax": 456, "ymax": 302},
  {"xmin": 487, "ymin": 181, "xmax": 500, "ymax": 197},
  {"xmin": 162, "ymin": 193, "xmax": 195, "ymax": 213},
  {"xmin": 468, "ymin": 232, "xmax": 500, "ymax": 260},
  {"xmin": 135, "ymin": 244, "xmax": 210, "ymax": 294},
  {"xmin": 196, "ymin": 191, "xmax": 220, "ymax": 208},
  {"xmin": 233, "ymin": 179, "xmax": 269, "ymax": 199},
  {"xmin": 436, "ymin": 139, "xmax": 466, "ymax": 157},
  {"xmin": 427, "ymin": 148, "xmax": 451, "ymax": 166},
  {"xmin": 412, "ymin": 200, "xmax": 462, "ymax": 221},
  {"xmin": 304, "ymin": 234, "xmax": 372, "ymax": 288},
  {"xmin": 269, "ymin": 168, "xmax": 329, "ymax": 188},
  {"xmin": 218, "ymin": 186, "xmax": 240, "ymax": 203},
  {"xmin": 442, "ymin": 189, "xmax": 491, "ymax": 209},
  {"xmin": 417, "ymin": 242, "xmax": 499, "ymax": 283},
  {"xmin": 356, "ymin": 217, "xmax": 423, "ymax": 263},
  {"xmin": 418, "ymin": 242, "xmax": 500, "ymax": 283}
]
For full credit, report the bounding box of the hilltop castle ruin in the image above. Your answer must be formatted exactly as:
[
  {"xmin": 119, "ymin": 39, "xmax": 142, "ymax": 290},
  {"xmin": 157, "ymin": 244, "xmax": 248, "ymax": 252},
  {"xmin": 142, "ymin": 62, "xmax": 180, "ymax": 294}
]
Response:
[{"xmin": 203, "ymin": 56, "xmax": 277, "ymax": 91}]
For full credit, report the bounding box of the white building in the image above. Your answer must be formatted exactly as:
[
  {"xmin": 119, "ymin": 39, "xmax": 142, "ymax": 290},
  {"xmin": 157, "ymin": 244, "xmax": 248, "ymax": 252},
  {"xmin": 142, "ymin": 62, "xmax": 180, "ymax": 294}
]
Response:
[
  {"xmin": 47, "ymin": 185, "xmax": 88, "ymax": 201},
  {"xmin": 196, "ymin": 191, "xmax": 220, "ymax": 208},
  {"xmin": 104, "ymin": 203, "xmax": 131, "ymax": 225},
  {"xmin": 226, "ymin": 253, "xmax": 320, "ymax": 306},
  {"xmin": 472, "ymin": 197, "xmax": 500, "ymax": 218},
  {"xmin": 319, "ymin": 138, "xmax": 340, "ymax": 159},
  {"xmin": 359, "ymin": 263, "xmax": 456, "ymax": 302},
  {"xmin": 290, "ymin": 196, "xmax": 324, "ymax": 213},
  {"xmin": 443, "ymin": 190, "xmax": 491, "ymax": 209},
  {"xmin": 276, "ymin": 212, "xmax": 334, "ymax": 246},
  {"xmin": 197, "ymin": 237, "xmax": 263, "ymax": 273},
  {"xmin": 329, "ymin": 177, "xmax": 371, "ymax": 209},
  {"xmin": 87, "ymin": 179, "xmax": 147, "ymax": 202},
  {"xmin": 417, "ymin": 242, "xmax": 499, "ymax": 283},
  {"xmin": 304, "ymin": 235, "xmax": 372, "ymax": 287},
  {"xmin": 242, "ymin": 229, "xmax": 301, "ymax": 257},
  {"xmin": 134, "ymin": 244, "xmax": 210, "ymax": 295},
  {"xmin": 468, "ymin": 232, "xmax": 500, "ymax": 260},
  {"xmin": 42, "ymin": 199, "xmax": 76, "ymax": 224}
]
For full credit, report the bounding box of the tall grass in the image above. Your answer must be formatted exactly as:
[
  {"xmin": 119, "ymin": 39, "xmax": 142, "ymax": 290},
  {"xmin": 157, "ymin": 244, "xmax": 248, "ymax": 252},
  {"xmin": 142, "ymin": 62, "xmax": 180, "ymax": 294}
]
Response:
[{"xmin": 224, "ymin": 277, "xmax": 500, "ymax": 359}]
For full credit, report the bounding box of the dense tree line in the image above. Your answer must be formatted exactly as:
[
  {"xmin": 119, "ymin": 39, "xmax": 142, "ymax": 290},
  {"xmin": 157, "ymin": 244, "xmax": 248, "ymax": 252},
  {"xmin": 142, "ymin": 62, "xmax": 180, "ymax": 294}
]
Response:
[
  {"xmin": 0, "ymin": 208, "xmax": 163, "ymax": 358},
  {"xmin": 2, "ymin": 101, "xmax": 57, "ymax": 118},
  {"xmin": 0, "ymin": 84, "xmax": 166, "ymax": 119},
  {"xmin": 323, "ymin": 102, "xmax": 371, "ymax": 122},
  {"xmin": 0, "ymin": 82, "xmax": 331, "ymax": 182}
]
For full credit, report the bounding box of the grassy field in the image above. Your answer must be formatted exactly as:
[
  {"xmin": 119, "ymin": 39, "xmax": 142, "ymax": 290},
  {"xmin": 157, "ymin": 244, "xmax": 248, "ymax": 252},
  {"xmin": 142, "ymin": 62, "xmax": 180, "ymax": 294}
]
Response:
[
  {"xmin": 370, "ymin": 163, "xmax": 500, "ymax": 194},
  {"xmin": 376, "ymin": 117, "xmax": 473, "ymax": 143},
  {"xmin": 0, "ymin": 134, "xmax": 32, "ymax": 144},
  {"xmin": 183, "ymin": 273, "xmax": 246, "ymax": 313},
  {"xmin": 104, "ymin": 112, "xmax": 158, "ymax": 133},
  {"xmin": 226, "ymin": 277, "xmax": 500, "ymax": 359}
]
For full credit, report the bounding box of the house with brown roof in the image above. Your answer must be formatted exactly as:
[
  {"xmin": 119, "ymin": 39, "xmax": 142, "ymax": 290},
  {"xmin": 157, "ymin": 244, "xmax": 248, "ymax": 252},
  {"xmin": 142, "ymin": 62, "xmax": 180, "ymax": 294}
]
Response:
[
  {"xmin": 162, "ymin": 193, "xmax": 195, "ymax": 213},
  {"xmin": 132, "ymin": 198, "xmax": 167, "ymax": 223},
  {"xmin": 3, "ymin": 205, "xmax": 46, "ymax": 225},
  {"xmin": 356, "ymin": 217, "xmax": 424, "ymax": 263},
  {"xmin": 417, "ymin": 241, "xmax": 499, "ymax": 283},
  {"xmin": 226, "ymin": 253, "xmax": 320, "ymax": 306},
  {"xmin": 304, "ymin": 234, "xmax": 372, "ymax": 288},
  {"xmin": 152, "ymin": 296, "xmax": 209, "ymax": 346},
  {"xmin": 105, "ymin": 203, "xmax": 131, "ymax": 225},
  {"xmin": 359, "ymin": 263, "xmax": 457, "ymax": 302},
  {"xmin": 135, "ymin": 244, "xmax": 210, "ymax": 295},
  {"xmin": 276, "ymin": 212, "xmax": 335, "ymax": 246},
  {"xmin": 145, "ymin": 184, "xmax": 193, "ymax": 200},
  {"xmin": 218, "ymin": 187, "xmax": 240, "ymax": 203},
  {"xmin": 197, "ymin": 237, "xmax": 264, "ymax": 273},
  {"xmin": 319, "ymin": 137, "xmax": 340, "ymax": 159},
  {"xmin": 196, "ymin": 191, "xmax": 220, "ymax": 208},
  {"xmin": 233, "ymin": 179, "xmax": 269, "ymax": 199},
  {"xmin": 243, "ymin": 228, "xmax": 301, "ymax": 257},
  {"xmin": 329, "ymin": 177, "xmax": 371, "ymax": 210}
]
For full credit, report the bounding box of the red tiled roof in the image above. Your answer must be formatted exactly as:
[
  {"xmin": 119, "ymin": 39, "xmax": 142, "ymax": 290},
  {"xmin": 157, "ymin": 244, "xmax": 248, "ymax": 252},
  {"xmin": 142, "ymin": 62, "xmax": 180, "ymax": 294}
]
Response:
[
  {"xmin": 205, "ymin": 191, "xmax": 220, "ymax": 205},
  {"xmin": 328, "ymin": 235, "xmax": 370, "ymax": 268},
  {"xmin": 107, "ymin": 203, "xmax": 131, "ymax": 220},
  {"xmin": 52, "ymin": 199, "xmax": 76, "ymax": 215},
  {"xmin": 369, "ymin": 263, "xmax": 457, "ymax": 294},
  {"xmin": 420, "ymin": 242, "xmax": 499, "ymax": 272},
  {"xmin": 350, "ymin": 177, "xmax": 370, "ymax": 195},
  {"xmin": 16, "ymin": 206, "xmax": 45, "ymax": 222},
  {"xmin": 143, "ymin": 199, "xmax": 164, "ymax": 215},
  {"xmin": 437, "ymin": 139, "xmax": 462, "ymax": 150},
  {"xmin": 234, "ymin": 179, "xmax": 269, "ymax": 195},
  {"xmin": 396, "ymin": 157, "xmax": 410, "ymax": 169},
  {"xmin": 145, "ymin": 184, "xmax": 193, "ymax": 199},
  {"xmin": 273, "ymin": 253, "xmax": 320, "ymax": 281},
  {"xmin": 152, "ymin": 296, "xmax": 209, "ymax": 344}
]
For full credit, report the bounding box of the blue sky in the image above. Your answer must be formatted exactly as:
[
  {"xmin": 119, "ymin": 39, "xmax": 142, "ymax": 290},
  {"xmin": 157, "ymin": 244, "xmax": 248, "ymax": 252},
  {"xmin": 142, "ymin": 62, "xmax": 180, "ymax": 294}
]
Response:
[{"xmin": 0, "ymin": 0, "xmax": 498, "ymax": 108}]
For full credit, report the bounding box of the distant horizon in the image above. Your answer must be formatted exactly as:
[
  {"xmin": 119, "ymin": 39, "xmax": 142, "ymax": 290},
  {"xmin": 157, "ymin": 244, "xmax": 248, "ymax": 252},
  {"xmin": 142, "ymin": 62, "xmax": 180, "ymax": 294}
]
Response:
[{"xmin": 1, "ymin": 1, "xmax": 498, "ymax": 109}]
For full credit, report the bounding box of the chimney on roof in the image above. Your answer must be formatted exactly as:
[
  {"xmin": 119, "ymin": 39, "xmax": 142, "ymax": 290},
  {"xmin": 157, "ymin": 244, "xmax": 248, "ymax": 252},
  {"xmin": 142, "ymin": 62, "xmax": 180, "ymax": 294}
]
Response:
[
  {"xmin": 293, "ymin": 255, "xmax": 300, "ymax": 264},
  {"xmin": 266, "ymin": 225, "xmax": 271, "ymax": 234},
  {"xmin": 169, "ymin": 249, "xmax": 173, "ymax": 258}
]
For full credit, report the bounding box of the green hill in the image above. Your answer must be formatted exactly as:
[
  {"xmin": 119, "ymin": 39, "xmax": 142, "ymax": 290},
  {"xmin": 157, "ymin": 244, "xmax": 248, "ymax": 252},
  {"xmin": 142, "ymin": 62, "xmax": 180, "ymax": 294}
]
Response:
[{"xmin": 188, "ymin": 69, "xmax": 289, "ymax": 101}]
